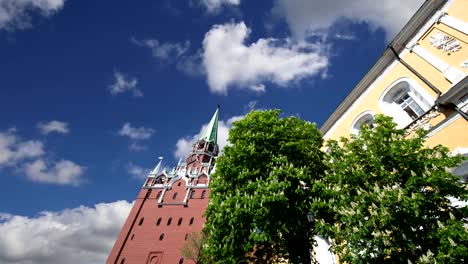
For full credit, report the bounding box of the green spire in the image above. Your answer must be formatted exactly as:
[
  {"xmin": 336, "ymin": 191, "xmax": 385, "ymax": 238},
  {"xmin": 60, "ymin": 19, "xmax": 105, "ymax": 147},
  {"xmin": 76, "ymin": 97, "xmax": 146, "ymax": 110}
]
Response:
[{"xmin": 200, "ymin": 107, "xmax": 219, "ymax": 144}]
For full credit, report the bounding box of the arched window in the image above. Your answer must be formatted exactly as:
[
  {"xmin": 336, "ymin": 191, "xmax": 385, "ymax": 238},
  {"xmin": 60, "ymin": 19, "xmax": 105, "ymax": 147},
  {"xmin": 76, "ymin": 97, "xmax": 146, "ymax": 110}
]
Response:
[
  {"xmin": 159, "ymin": 233, "xmax": 164, "ymax": 241},
  {"xmin": 156, "ymin": 217, "xmax": 162, "ymax": 226},
  {"xmin": 379, "ymin": 78, "xmax": 434, "ymax": 128},
  {"xmin": 351, "ymin": 111, "xmax": 374, "ymax": 135},
  {"xmin": 173, "ymin": 192, "xmax": 178, "ymax": 200},
  {"xmin": 178, "ymin": 182, "xmax": 181, "ymax": 186},
  {"xmin": 178, "ymin": 217, "xmax": 183, "ymax": 226},
  {"xmin": 190, "ymin": 190, "xmax": 195, "ymax": 199},
  {"xmin": 167, "ymin": 217, "xmax": 172, "ymax": 226},
  {"xmin": 201, "ymin": 190, "xmax": 206, "ymax": 199},
  {"xmin": 179, "ymin": 257, "xmax": 184, "ymax": 264},
  {"xmin": 138, "ymin": 217, "xmax": 144, "ymax": 226},
  {"xmin": 189, "ymin": 217, "xmax": 194, "ymax": 225}
]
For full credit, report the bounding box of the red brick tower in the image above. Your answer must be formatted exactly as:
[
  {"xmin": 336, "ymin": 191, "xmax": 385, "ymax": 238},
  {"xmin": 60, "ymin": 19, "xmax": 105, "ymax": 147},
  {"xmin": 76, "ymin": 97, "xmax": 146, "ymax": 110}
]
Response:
[{"xmin": 107, "ymin": 108, "xmax": 219, "ymax": 264}]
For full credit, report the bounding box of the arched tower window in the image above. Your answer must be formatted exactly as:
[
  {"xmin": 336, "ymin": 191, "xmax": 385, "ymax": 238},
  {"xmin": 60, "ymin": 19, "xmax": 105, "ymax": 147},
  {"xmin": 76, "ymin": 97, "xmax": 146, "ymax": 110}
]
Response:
[
  {"xmin": 178, "ymin": 217, "xmax": 183, "ymax": 226},
  {"xmin": 167, "ymin": 217, "xmax": 172, "ymax": 226},
  {"xmin": 159, "ymin": 233, "xmax": 164, "ymax": 241},
  {"xmin": 156, "ymin": 217, "xmax": 162, "ymax": 226},
  {"xmin": 201, "ymin": 190, "xmax": 206, "ymax": 199},
  {"xmin": 189, "ymin": 217, "xmax": 194, "ymax": 225},
  {"xmin": 379, "ymin": 78, "xmax": 434, "ymax": 128},
  {"xmin": 138, "ymin": 217, "xmax": 144, "ymax": 226},
  {"xmin": 173, "ymin": 192, "xmax": 178, "ymax": 200},
  {"xmin": 351, "ymin": 111, "xmax": 374, "ymax": 135}
]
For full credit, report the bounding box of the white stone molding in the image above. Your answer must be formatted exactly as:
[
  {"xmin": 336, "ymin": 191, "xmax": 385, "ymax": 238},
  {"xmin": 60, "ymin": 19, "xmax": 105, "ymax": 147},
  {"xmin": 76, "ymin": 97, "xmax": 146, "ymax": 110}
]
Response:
[
  {"xmin": 404, "ymin": 108, "xmax": 442, "ymax": 136},
  {"xmin": 438, "ymin": 12, "xmax": 468, "ymax": 35},
  {"xmin": 412, "ymin": 44, "xmax": 465, "ymax": 83},
  {"xmin": 461, "ymin": 60, "xmax": 468, "ymax": 68},
  {"xmin": 429, "ymin": 31, "xmax": 462, "ymax": 54}
]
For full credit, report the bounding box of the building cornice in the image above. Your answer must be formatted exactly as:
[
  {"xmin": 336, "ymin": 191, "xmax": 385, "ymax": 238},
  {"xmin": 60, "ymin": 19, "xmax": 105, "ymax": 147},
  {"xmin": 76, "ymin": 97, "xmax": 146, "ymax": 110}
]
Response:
[{"xmin": 320, "ymin": 0, "xmax": 448, "ymax": 135}]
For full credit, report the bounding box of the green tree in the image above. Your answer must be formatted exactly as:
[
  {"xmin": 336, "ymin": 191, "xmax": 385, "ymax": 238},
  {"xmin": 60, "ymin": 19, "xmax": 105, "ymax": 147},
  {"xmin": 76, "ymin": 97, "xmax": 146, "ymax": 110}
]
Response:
[
  {"xmin": 314, "ymin": 115, "xmax": 468, "ymax": 263},
  {"xmin": 203, "ymin": 110, "xmax": 326, "ymax": 264}
]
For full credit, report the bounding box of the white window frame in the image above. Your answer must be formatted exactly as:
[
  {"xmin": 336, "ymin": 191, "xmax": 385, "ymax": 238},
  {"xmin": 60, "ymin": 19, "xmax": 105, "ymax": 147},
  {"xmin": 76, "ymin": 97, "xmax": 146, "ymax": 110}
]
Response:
[
  {"xmin": 379, "ymin": 77, "xmax": 435, "ymax": 128},
  {"xmin": 350, "ymin": 111, "xmax": 375, "ymax": 135}
]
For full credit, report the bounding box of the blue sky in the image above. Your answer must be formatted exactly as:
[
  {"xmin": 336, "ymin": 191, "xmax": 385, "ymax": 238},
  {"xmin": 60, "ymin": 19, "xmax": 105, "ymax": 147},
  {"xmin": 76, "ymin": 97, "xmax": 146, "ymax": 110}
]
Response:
[{"xmin": 0, "ymin": 0, "xmax": 424, "ymax": 263}]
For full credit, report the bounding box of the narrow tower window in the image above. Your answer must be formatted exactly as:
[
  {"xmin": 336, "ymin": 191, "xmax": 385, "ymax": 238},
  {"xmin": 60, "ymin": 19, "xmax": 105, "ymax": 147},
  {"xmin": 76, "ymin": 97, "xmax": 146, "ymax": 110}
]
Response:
[
  {"xmin": 156, "ymin": 217, "xmax": 162, "ymax": 226},
  {"xmin": 173, "ymin": 192, "xmax": 178, "ymax": 200},
  {"xmin": 159, "ymin": 233, "xmax": 164, "ymax": 241},
  {"xmin": 179, "ymin": 257, "xmax": 184, "ymax": 264},
  {"xmin": 167, "ymin": 217, "xmax": 172, "ymax": 226},
  {"xmin": 189, "ymin": 217, "xmax": 194, "ymax": 225},
  {"xmin": 120, "ymin": 258, "xmax": 126, "ymax": 264},
  {"xmin": 178, "ymin": 217, "xmax": 183, "ymax": 226},
  {"xmin": 138, "ymin": 217, "xmax": 144, "ymax": 226},
  {"xmin": 185, "ymin": 233, "xmax": 188, "ymax": 240},
  {"xmin": 201, "ymin": 190, "xmax": 206, "ymax": 199}
]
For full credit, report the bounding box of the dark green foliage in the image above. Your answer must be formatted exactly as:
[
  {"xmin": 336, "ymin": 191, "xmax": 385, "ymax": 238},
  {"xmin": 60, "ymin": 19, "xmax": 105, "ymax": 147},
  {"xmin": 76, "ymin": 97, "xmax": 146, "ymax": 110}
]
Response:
[
  {"xmin": 315, "ymin": 115, "xmax": 468, "ymax": 264},
  {"xmin": 203, "ymin": 110, "xmax": 326, "ymax": 264}
]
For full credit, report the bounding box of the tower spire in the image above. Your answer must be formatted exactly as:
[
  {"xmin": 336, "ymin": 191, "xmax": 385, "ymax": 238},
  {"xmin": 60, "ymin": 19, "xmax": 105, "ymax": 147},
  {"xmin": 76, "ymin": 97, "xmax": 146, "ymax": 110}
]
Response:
[{"xmin": 200, "ymin": 106, "xmax": 219, "ymax": 144}]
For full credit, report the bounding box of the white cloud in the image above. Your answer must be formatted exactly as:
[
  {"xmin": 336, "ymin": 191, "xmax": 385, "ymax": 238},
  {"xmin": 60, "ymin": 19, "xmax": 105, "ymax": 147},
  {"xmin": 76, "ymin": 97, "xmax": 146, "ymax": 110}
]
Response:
[
  {"xmin": 109, "ymin": 71, "xmax": 142, "ymax": 97},
  {"xmin": 174, "ymin": 115, "xmax": 244, "ymax": 159},
  {"xmin": 126, "ymin": 163, "xmax": 149, "ymax": 179},
  {"xmin": 0, "ymin": 129, "xmax": 84, "ymax": 185},
  {"xmin": 0, "ymin": 200, "xmax": 133, "ymax": 264},
  {"xmin": 37, "ymin": 120, "xmax": 69, "ymax": 135},
  {"xmin": 249, "ymin": 84, "xmax": 266, "ymax": 93},
  {"xmin": 0, "ymin": 0, "xmax": 65, "ymax": 30},
  {"xmin": 202, "ymin": 22, "xmax": 328, "ymax": 94},
  {"xmin": 118, "ymin": 123, "xmax": 154, "ymax": 140},
  {"xmin": 131, "ymin": 37, "xmax": 190, "ymax": 61},
  {"xmin": 0, "ymin": 130, "xmax": 44, "ymax": 167},
  {"xmin": 200, "ymin": 0, "xmax": 240, "ymax": 13},
  {"xmin": 24, "ymin": 159, "xmax": 84, "ymax": 186},
  {"xmin": 272, "ymin": 0, "xmax": 424, "ymax": 41}
]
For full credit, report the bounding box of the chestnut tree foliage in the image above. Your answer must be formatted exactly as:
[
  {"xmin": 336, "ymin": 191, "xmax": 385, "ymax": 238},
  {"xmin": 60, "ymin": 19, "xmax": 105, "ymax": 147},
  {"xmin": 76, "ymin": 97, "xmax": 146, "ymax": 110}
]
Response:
[
  {"xmin": 314, "ymin": 115, "xmax": 468, "ymax": 263},
  {"xmin": 203, "ymin": 110, "xmax": 326, "ymax": 264}
]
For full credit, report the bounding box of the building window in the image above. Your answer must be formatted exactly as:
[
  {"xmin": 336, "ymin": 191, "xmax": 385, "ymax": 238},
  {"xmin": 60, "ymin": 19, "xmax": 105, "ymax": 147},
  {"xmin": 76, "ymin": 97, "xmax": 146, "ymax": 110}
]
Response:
[
  {"xmin": 139, "ymin": 217, "xmax": 144, "ymax": 226},
  {"xmin": 379, "ymin": 78, "xmax": 433, "ymax": 128},
  {"xmin": 120, "ymin": 258, "xmax": 126, "ymax": 264},
  {"xmin": 156, "ymin": 217, "xmax": 162, "ymax": 226},
  {"xmin": 201, "ymin": 190, "xmax": 206, "ymax": 199},
  {"xmin": 159, "ymin": 233, "xmax": 164, "ymax": 241},
  {"xmin": 178, "ymin": 182, "xmax": 182, "ymax": 186},
  {"xmin": 173, "ymin": 192, "xmax": 178, "ymax": 200},
  {"xmin": 190, "ymin": 190, "xmax": 195, "ymax": 199},
  {"xmin": 179, "ymin": 257, "xmax": 184, "ymax": 264},
  {"xmin": 178, "ymin": 217, "xmax": 183, "ymax": 226},
  {"xmin": 189, "ymin": 217, "xmax": 194, "ymax": 225},
  {"xmin": 131, "ymin": 234, "xmax": 134, "ymax": 240},
  {"xmin": 167, "ymin": 217, "xmax": 172, "ymax": 226},
  {"xmin": 351, "ymin": 111, "xmax": 374, "ymax": 135},
  {"xmin": 185, "ymin": 233, "xmax": 188, "ymax": 240}
]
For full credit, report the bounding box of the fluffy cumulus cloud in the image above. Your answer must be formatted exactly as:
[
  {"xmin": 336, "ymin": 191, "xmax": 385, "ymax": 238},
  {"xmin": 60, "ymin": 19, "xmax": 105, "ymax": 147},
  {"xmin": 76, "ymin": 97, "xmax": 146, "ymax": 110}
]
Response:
[
  {"xmin": 37, "ymin": 120, "xmax": 69, "ymax": 134},
  {"xmin": 174, "ymin": 115, "xmax": 244, "ymax": 159},
  {"xmin": 202, "ymin": 22, "xmax": 328, "ymax": 94},
  {"xmin": 118, "ymin": 123, "xmax": 154, "ymax": 140},
  {"xmin": 118, "ymin": 123, "xmax": 155, "ymax": 151},
  {"xmin": 24, "ymin": 159, "xmax": 84, "ymax": 186},
  {"xmin": 272, "ymin": 0, "xmax": 425, "ymax": 40},
  {"xmin": 131, "ymin": 37, "xmax": 190, "ymax": 61},
  {"xmin": 126, "ymin": 162, "xmax": 149, "ymax": 179},
  {"xmin": 108, "ymin": 71, "xmax": 142, "ymax": 97},
  {"xmin": 0, "ymin": 0, "xmax": 65, "ymax": 30},
  {"xmin": 0, "ymin": 200, "xmax": 133, "ymax": 264},
  {"xmin": 200, "ymin": 0, "xmax": 240, "ymax": 12},
  {"xmin": 0, "ymin": 128, "xmax": 84, "ymax": 185},
  {"xmin": 0, "ymin": 129, "xmax": 44, "ymax": 167}
]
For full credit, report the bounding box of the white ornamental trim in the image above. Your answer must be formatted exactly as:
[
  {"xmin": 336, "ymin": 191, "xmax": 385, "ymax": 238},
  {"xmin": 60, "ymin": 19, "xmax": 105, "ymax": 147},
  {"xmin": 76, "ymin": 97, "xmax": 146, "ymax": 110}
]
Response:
[
  {"xmin": 429, "ymin": 32, "xmax": 461, "ymax": 54},
  {"xmin": 461, "ymin": 60, "xmax": 468, "ymax": 69}
]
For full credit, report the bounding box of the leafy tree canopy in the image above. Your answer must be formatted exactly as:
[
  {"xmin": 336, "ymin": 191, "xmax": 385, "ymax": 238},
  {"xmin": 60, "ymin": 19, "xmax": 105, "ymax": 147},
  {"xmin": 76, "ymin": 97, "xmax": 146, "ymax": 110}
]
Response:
[
  {"xmin": 315, "ymin": 115, "xmax": 468, "ymax": 264},
  {"xmin": 203, "ymin": 109, "xmax": 326, "ymax": 263}
]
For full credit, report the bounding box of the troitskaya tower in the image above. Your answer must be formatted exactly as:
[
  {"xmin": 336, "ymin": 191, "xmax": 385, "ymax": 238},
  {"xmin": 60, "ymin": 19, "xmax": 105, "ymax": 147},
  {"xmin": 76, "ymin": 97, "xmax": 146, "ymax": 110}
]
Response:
[{"xmin": 107, "ymin": 108, "xmax": 220, "ymax": 264}]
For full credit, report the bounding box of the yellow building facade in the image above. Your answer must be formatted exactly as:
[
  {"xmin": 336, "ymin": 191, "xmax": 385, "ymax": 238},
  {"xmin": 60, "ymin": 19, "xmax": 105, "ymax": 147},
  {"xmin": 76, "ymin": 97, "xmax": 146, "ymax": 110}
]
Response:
[{"xmin": 320, "ymin": 0, "xmax": 468, "ymax": 182}]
